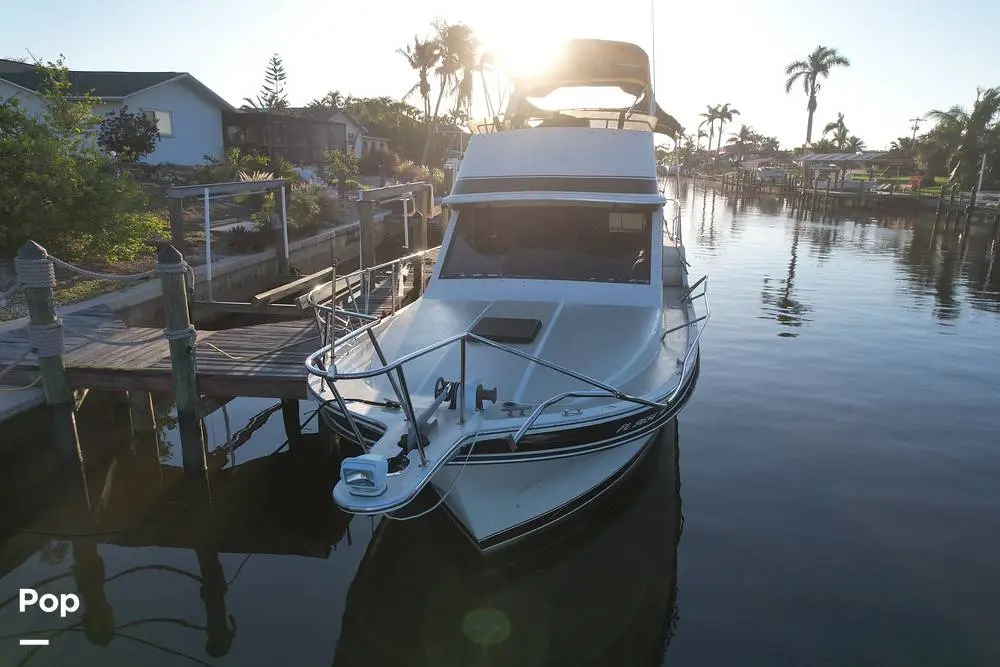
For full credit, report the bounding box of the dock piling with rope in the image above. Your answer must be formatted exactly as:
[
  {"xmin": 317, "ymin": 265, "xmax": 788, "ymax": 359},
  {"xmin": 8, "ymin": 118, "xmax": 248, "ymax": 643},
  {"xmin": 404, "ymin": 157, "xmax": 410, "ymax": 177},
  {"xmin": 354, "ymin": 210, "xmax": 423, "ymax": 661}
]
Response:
[{"xmin": 0, "ymin": 239, "xmax": 440, "ymax": 461}]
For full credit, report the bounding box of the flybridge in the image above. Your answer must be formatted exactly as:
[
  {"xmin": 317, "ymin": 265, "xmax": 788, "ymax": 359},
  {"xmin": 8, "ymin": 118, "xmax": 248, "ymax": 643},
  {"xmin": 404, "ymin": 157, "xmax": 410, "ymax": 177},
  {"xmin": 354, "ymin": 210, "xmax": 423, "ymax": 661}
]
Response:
[{"xmin": 442, "ymin": 127, "xmax": 665, "ymax": 207}]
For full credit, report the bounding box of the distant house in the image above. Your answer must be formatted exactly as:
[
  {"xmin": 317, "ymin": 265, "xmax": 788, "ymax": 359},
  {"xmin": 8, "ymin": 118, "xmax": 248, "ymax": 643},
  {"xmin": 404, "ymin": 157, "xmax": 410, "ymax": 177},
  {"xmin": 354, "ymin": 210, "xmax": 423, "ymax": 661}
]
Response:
[
  {"xmin": 0, "ymin": 59, "xmax": 235, "ymax": 165},
  {"xmin": 328, "ymin": 110, "xmax": 391, "ymax": 157}
]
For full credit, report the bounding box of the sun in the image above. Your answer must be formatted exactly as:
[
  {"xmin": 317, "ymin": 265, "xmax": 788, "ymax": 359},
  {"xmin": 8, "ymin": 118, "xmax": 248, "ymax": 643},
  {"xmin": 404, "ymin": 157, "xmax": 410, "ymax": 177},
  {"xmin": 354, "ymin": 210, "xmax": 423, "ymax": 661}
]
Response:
[{"xmin": 481, "ymin": 39, "xmax": 567, "ymax": 79}]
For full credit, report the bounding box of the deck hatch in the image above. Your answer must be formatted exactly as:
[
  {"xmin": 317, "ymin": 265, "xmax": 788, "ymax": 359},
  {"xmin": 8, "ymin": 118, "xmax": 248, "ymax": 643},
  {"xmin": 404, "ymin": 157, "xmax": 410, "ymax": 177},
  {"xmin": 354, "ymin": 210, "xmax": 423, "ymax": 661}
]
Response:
[{"xmin": 469, "ymin": 317, "xmax": 542, "ymax": 344}]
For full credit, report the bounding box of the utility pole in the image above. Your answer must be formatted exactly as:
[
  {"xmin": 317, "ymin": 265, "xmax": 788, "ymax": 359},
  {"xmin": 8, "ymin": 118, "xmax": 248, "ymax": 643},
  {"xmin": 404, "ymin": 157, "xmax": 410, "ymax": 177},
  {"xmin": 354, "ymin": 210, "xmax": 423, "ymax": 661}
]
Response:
[{"xmin": 909, "ymin": 117, "xmax": 923, "ymax": 144}]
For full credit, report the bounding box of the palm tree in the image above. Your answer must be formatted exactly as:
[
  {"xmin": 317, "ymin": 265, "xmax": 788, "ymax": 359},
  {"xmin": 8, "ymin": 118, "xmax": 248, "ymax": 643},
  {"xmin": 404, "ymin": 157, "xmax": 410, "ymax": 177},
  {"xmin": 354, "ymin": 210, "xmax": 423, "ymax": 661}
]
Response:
[
  {"xmin": 397, "ymin": 36, "xmax": 439, "ymax": 122},
  {"xmin": 784, "ymin": 46, "xmax": 851, "ymax": 147},
  {"xmin": 890, "ymin": 136, "xmax": 918, "ymax": 156},
  {"xmin": 420, "ymin": 21, "xmax": 478, "ymax": 165},
  {"xmin": 822, "ymin": 112, "xmax": 847, "ymax": 140},
  {"xmin": 308, "ymin": 90, "xmax": 345, "ymax": 112},
  {"xmin": 844, "ymin": 136, "xmax": 866, "ymax": 152},
  {"xmin": 927, "ymin": 87, "xmax": 1000, "ymax": 188},
  {"xmin": 714, "ymin": 103, "xmax": 740, "ymax": 154},
  {"xmin": 698, "ymin": 105, "xmax": 719, "ymax": 157},
  {"xmin": 727, "ymin": 124, "xmax": 755, "ymax": 160}
]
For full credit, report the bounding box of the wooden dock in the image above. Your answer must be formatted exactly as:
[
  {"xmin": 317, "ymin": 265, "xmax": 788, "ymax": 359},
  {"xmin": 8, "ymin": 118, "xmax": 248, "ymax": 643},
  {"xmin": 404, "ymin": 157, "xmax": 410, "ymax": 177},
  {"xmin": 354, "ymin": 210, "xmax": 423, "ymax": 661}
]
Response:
[{"xmin": 0, "ymin": 248, "xmax": 439, "ymax": 402}]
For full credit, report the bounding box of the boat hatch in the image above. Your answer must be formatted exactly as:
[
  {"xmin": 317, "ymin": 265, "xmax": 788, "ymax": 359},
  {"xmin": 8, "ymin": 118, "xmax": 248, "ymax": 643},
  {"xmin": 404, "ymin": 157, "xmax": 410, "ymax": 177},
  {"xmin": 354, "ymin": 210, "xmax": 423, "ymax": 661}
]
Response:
[{"xmin": 469, "ymin": 317, "xmax": 543, "ymax": 344}]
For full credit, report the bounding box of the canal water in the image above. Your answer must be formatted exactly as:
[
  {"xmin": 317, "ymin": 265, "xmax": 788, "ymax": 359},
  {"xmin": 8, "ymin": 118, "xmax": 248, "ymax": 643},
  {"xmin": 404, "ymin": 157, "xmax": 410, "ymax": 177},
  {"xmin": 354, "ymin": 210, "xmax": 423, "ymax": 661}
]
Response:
[{"xmin": 1, "ymin": 183, "xmax": 998, "ymax": 666}]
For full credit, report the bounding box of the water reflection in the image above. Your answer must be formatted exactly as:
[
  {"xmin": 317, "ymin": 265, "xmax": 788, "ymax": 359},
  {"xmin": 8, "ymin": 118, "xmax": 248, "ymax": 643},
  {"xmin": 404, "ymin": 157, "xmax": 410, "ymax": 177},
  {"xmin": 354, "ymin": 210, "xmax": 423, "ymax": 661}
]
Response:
[
  {"xmin": 0, "ymin": 392, "xmax": 348, "ymax": 665},
  {"xmin": 674, "ymin": 181, "xmax": 1000, "ymax": 329},
  {"xmin": 760, "ymin": 218, "xmax": 811, "ymax": 336},
  {"xmin": 332, "ymin": 423, "xmax": 683, "ymax": 667}
]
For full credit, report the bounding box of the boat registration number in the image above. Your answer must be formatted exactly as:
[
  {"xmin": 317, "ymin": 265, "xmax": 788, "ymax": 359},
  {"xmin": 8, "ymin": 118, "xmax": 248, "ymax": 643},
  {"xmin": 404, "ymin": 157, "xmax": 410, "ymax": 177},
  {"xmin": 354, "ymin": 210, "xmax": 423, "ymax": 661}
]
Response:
[{"xmin": 615, "ymin": 410, "xmax": 661, "ymax": 435}]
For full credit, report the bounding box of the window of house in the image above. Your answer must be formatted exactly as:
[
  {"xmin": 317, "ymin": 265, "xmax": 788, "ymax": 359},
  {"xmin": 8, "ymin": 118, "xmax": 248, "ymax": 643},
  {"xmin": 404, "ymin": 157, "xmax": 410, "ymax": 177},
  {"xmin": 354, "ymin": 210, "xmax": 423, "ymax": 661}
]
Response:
[
  {"xmin": 142, "ymin": 109, "xmax": 173, "ymax": 137},
  {"xmin": 439, "ymin": 204, "xmax": 652, "ymax": 284}
]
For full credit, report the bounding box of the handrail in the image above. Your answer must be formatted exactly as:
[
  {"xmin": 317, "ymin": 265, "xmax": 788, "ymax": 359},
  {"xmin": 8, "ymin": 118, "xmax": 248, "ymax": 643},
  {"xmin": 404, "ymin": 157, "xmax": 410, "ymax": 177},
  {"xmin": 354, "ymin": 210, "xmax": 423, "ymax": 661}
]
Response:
[{"xmin": 304, "ymin": 274, "xmax": 711, "ymax": 450}]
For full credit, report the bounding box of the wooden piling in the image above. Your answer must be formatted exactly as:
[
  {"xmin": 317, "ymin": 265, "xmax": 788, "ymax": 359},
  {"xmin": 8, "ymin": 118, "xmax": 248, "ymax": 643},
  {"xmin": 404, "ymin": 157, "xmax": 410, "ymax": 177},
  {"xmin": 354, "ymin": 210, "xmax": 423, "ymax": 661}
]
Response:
[
  {"xmin": 196, "ymin": 547, "xmax": 234, "ymax": 658},
  {"xmin": 281, "ymin": 398, "xmax": 301, "ymax": 449},
  {"xmin": 128, "ymin": 390, "xmax": 156, "ymax": 434},
  {"xmin": 157, "ymin": 244, "xmax": 206, "ymax": 475},
  {"xmin": 358, "ymin": 200, "xmax": 377, "ymax": 270},
  {"xmin": 15, "ymin": 241, "xmax": 83, "ymax": 468}
]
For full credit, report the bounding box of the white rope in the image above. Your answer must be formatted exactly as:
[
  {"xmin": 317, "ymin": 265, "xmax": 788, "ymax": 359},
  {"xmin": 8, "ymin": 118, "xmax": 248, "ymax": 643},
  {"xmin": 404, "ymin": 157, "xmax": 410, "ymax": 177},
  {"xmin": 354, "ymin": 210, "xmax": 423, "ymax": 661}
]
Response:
[
  {"xmin": 14, "ymin": 257, "xmax": 55, "ymax": 288},
  {"xmin": 384, "ymin": 413, "xmax": 485, "ymax": 522},
  {"xmin": 29, "ymin": 321, "xmax": 65, "ymax": 356},
  {"xmin": 163, "ymin": 325, "xmax": 197, "ymax": 343},
  {"xmin": 49, "ymin": 256, "xmax": 155, "ymax": 282}
]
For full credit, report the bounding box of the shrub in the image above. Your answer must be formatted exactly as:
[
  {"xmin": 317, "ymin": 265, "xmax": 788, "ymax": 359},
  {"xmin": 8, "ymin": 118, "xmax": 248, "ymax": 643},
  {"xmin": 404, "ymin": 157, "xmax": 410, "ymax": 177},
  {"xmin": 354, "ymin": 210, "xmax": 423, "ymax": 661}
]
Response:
[
  {"xmin": 221, "ymin": 223, "xmax": 269, "ymax": 254},
  {"xmin": 0, "ymin": 95, "xmax": 165, "ymax": 262},
  {"xmin": 97, "ymin": 105, "xmax": 160, "ymax": 162}
]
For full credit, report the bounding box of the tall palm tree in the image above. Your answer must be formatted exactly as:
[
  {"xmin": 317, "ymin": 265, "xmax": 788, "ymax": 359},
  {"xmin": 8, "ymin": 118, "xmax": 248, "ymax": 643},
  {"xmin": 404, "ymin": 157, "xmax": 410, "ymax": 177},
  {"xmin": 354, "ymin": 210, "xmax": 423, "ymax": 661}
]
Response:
[
  {"xmin": 714, "ymin": 103, "xmax": 740, "ymax": 154},
  {"xmin": 699, "ymin": 105, "xmax": 719, "ymax": 157},
  {"xmin": 397, "ymin": 36, "xmax": 439, "ymax": 122},
  {"xmin": 784, "ymin": 46, "xmax": 851, "ymax": 148},
  {"xmin": 420, "ymin": 21, "xmax": 478, "ymax": 165}
]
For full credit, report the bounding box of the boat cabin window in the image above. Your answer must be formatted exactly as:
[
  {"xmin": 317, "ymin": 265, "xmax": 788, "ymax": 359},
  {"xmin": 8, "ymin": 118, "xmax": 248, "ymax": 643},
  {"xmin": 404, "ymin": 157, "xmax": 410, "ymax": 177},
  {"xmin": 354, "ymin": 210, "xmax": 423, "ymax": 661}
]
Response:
[{"xmin": 439, "ymin": 205, "xmax": 651, "ymax": 283}]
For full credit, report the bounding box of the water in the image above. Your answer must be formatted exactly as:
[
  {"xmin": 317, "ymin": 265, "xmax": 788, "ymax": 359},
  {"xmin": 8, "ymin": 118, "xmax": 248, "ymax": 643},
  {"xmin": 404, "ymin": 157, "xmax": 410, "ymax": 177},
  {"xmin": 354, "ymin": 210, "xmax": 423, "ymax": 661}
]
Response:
[{"xmin": 2, "ymin": 183, "xmax": 999, "ymax": 666}]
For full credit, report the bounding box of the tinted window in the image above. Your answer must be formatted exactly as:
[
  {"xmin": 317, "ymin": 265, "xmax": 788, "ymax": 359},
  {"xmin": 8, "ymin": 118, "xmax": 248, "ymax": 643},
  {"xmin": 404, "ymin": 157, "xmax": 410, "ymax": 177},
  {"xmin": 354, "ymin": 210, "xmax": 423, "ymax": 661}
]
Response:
[{"xmin": 439, "ymin": 205, "xmax": 651, "ymax": 283}]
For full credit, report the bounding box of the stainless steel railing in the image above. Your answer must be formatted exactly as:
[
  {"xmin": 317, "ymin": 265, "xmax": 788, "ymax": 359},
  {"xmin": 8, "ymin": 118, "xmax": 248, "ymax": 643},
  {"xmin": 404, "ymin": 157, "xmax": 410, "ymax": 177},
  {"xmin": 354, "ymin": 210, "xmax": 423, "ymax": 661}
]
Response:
[
  {"xmin": 304, "ymin": 274, "xmax": 711, "ymax": 461},
  {"xmin": 305, "ymin": 247, "xmax": 439, "ymax": 346}
]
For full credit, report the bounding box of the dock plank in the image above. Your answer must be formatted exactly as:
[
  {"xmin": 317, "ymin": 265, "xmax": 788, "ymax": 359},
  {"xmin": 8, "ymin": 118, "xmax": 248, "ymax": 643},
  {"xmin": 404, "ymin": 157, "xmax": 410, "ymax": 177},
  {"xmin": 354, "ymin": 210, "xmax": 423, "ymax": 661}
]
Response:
[{"xmin": 0, "ymin": 252, "xmax": 440, "ymax": 403}]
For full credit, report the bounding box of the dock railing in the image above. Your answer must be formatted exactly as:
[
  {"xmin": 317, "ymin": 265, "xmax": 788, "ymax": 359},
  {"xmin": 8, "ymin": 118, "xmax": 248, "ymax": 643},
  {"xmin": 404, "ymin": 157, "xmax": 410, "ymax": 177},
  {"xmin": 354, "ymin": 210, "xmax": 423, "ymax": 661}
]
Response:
[{"xmin": 303, "ymin": 273, "xmax": 710, "ymax": 466}]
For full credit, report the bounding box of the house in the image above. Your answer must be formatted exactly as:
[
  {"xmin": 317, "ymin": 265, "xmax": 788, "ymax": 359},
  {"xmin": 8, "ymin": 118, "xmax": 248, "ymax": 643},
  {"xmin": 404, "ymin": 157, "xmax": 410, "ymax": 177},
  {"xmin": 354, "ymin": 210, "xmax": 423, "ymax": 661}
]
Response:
[
  {"xmin": 223, "ymin": 110, "xmax": 347, "ymax": 166},
  {"xmin": 328, "ymin": 110, "xmax": 391, "ymax": 157},
  {"xmin": 0, "ymin": 59, "xmax": 236, "ymax": 165}
]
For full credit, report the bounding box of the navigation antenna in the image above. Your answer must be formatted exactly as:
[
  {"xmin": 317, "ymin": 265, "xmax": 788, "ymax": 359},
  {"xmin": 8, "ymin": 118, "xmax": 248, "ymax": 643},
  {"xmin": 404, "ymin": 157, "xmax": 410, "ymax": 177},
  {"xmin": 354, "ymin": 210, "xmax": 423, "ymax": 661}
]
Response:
[{"xmin": 649, "ymin": 0, "xmax": 657, "ymax": 112}]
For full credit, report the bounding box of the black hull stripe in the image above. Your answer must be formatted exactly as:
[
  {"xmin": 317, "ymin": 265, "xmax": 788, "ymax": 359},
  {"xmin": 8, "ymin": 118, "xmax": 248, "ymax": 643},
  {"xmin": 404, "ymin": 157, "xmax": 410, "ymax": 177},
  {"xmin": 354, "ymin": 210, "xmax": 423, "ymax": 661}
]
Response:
[
  {"xmin": 320, "ymin": 353, "xmax": 700, "ymax": 462},
  {"xmin": 455, "ymin": 434, "xmax": 655, "ymax": 553},
  {"xmin": 450, "ymin": 176, "xmax": 660, "ymax": 197}
]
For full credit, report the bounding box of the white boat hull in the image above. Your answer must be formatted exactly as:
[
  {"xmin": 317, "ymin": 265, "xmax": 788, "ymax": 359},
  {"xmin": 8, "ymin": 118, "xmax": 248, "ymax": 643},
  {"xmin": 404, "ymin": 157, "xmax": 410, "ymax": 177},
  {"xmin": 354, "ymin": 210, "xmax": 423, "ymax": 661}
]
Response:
[{"xmin": 433, "ymin": 432, "xmax": 654, "ymax": 552}]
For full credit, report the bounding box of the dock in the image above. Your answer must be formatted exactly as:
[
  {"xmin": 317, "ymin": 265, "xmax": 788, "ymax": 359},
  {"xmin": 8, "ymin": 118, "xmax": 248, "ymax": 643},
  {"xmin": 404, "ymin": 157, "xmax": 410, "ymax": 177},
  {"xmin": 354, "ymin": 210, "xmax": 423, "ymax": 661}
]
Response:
[{"xmin": 0, "ymin": 248, "xmax": 439, "ymax": 401}]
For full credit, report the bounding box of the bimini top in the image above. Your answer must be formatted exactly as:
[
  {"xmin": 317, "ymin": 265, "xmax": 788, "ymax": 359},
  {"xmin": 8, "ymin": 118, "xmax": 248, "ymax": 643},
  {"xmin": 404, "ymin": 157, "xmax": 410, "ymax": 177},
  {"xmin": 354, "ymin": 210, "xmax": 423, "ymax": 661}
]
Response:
[
  {"xmin": 442, "ymin": 127, "xmax": 665, "ymax": 207},
  {"xmin": 505, "ymin": 38, "xmax": 683, "ymax": 139}
]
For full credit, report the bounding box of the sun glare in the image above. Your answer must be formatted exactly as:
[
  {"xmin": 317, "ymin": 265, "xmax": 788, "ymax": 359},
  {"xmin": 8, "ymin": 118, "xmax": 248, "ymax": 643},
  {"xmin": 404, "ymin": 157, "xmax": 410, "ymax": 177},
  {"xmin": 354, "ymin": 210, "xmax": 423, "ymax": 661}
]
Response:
[{"xmin": 485, "ymin": 39, "xmax": 567, "ymax": 79}]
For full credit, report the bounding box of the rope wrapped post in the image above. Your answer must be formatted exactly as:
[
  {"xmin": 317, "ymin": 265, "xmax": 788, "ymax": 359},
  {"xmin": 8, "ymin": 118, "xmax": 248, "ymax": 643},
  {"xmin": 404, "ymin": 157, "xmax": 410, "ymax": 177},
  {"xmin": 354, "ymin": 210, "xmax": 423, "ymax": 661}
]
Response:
[
  {"xmin": 15, "ymin": 240, "xmax": 83, "ymax": 468},
  {"xmin": 157, "ymin": 244, "xmax": 206, "ymax": 475}
]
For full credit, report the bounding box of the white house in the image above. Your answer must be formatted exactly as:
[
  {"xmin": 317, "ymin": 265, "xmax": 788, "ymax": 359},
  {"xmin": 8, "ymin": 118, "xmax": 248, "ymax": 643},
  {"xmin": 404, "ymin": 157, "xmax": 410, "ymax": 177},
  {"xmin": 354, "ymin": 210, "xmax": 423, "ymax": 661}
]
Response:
[
  {"xmin": 328, "ymin": 109, "xmax": 392, "ymax": 157},
  {"xmin": 0, "ymin": 59, "xmax": 236, "ymax": 165}
]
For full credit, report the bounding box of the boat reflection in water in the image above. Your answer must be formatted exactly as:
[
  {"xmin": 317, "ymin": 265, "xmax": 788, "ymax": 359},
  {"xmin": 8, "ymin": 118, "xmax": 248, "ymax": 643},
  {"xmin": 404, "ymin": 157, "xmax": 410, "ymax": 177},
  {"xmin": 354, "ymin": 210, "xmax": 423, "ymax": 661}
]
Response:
[{"xmin": 332, "ymin": 419, "xmax": 683, "ymax": 667}]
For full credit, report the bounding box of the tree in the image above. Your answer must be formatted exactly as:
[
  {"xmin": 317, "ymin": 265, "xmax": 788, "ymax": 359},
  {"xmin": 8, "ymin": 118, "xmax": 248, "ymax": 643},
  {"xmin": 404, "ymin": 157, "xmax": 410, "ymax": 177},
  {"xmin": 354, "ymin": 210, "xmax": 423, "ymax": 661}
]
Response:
[
  {"xmin": 0, "ymin": 96, "xmax": 165, "ymax": 261},
  {"xmin": 714, "ymin": 103, "xmax": 740, "ymax": 154},
  {"xmin": 698, "ymin": 105, "xmax": 719, "ymax": 157},
  {"xmin": 242, "ymin": 54, "xmax": 289, "ymax": 110},
  {"xmin": 822, "ymin": 113, "xmax": 847, "ymax": 142},
  {"xmin": 783, "ymin": 46, "xmax": 851, "ymax": 147},
  {"xmin": 420, "ymin": 21, "xmax": 478, "ymax": 165},
  {"xmin": 307, "ymin": 90, "xmax": 345, "ymax": 112},
  {"xmin": 844, "ymin": 136, "xmax": 866, "ymax": 152},
  {"xmin": 397, "ymin": 36, "xmax": 439, "ymax": 122},
  {"xmin": 97, "ymin": 105, "xmax": 160, "ymax": 162},
  {"xmin": 926, "ymin": 87, "xmax": 1000, "ymax": 189}
]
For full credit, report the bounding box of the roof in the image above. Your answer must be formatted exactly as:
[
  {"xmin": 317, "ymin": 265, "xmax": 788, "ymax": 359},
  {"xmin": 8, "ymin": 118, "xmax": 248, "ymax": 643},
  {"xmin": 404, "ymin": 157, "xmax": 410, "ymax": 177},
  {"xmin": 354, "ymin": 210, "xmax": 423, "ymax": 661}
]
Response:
[
  {"xmin": 0, "ymin": 69, "xmax": 237, "ymax": 111},
  {"xmin": 795, "ymin": 152, "xmax": 890, "ymax": 162}
]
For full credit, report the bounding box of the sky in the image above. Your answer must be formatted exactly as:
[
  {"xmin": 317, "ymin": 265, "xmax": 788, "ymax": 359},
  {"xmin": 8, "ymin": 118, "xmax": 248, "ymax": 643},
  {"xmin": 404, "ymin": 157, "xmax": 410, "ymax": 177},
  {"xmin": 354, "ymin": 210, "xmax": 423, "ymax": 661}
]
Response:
[{"xmin": 2, "ymin": 0, "xmax": 998, "ymax": 151}]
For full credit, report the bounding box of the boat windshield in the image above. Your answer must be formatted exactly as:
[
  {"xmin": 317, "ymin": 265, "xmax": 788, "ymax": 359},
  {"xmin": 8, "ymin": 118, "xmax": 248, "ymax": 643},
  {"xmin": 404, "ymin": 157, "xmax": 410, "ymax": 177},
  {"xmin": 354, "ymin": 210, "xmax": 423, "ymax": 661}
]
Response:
[{"xmin": 439, "ymin": 204, "xmax": 651, "ymax": 284}]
